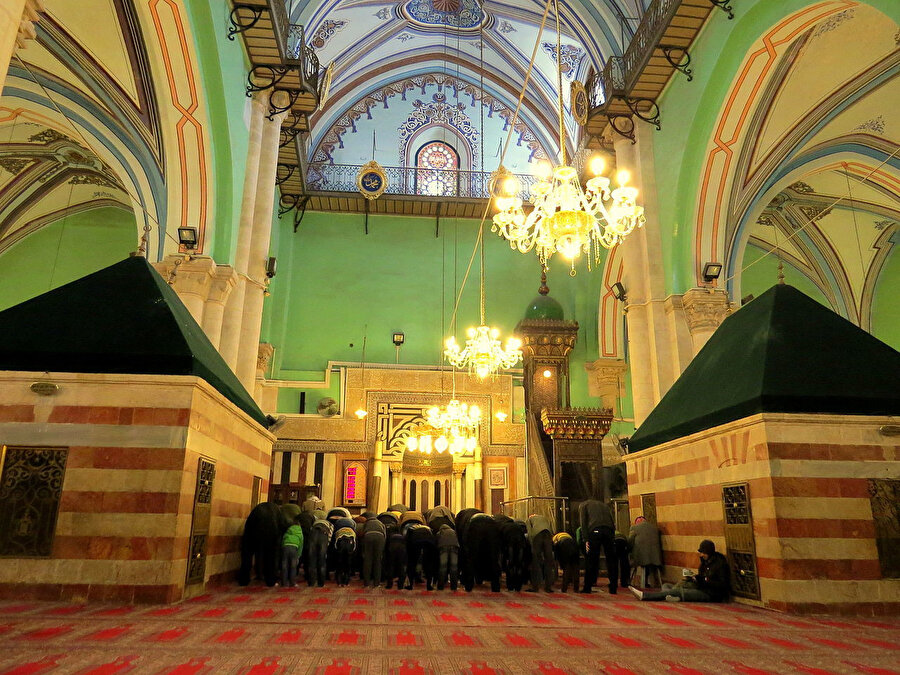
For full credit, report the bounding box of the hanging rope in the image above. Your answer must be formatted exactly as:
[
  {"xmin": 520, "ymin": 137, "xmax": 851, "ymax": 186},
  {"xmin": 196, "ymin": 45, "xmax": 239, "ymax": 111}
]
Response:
[{"xmin": 448, "ymin": 0, "xmax": 555, "ymax": 331}]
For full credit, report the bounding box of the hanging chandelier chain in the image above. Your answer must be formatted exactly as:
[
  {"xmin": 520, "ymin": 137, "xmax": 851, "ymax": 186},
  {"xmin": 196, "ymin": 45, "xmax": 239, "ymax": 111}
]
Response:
[{"xmin": 555, "ymin": 0, "xmax": 566, "ymax": 166}]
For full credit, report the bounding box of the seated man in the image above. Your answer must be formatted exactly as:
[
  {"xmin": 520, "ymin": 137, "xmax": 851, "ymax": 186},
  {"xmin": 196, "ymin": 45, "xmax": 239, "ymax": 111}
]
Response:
[{"xmin": 628, "ymin": 539, "xmax": 730, "ymax": 603}]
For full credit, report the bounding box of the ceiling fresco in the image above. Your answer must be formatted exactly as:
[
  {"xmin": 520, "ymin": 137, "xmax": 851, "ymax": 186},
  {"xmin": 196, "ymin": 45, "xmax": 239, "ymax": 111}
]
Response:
[
  {"xmin": 689, "ymin": 3, "xmax": 899, "ymax": 316},
  {"xmin": 298, "ymin": 0, "xmax": 642, "ymax": 168},
  {"xmin": 0, "ymin": 122, "xmax": 133, "ymax": 254}
]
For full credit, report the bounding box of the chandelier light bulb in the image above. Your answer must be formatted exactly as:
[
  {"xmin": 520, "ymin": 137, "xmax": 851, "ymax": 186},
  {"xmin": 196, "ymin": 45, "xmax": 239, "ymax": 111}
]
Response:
[
  {"xmin": 406, "ymin": 436, "xmax": 418, "ymax": 451},
  {"xmin": 434, "ymin": 435, "xmax": 449, "ymax": 453},
  {"xmin": 535, "ymin": 160, "xmax": 552, "ymax": 180},
  {"xmin": 589, "ymin": 156, "xmax": 605, "ymax": 176},
  {"xmin": 495, "ymin": 410, "xmax": 508, "ymax": 422},
  {"xmin": 617, "ymin": 170, "xmax": 630, "ymax": 186}
]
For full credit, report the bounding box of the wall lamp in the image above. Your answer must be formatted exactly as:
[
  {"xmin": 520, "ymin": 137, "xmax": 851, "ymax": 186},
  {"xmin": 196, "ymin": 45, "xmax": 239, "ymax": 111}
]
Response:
[
  {"xmin": 702, "ymin": 262, "xmax": 723, "ymax": 283},
  {"xmin": 392, "ymin": 332, "xmax": 405, "ymax": 346},
  {"xmin": 611, "ymin": 281, "xmax": 627, "ymax": 302},
  {"xmin": 177, "ymin": 226, "xmax": 197, "ymax": 250},
  {"xmin": 265, "ymin": 256, "xmax": 277, "ymax": 278}
]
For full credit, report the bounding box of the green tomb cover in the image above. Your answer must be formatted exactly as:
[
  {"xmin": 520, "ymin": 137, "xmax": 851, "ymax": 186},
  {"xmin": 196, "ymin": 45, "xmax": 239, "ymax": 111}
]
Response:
[
  {"xmin": 628, "ymin": 284, "xmax": 900, "ymax": 452},
  {"xmin": 0, "ymin": 256, "xmax": 268, "ymax": 427}
]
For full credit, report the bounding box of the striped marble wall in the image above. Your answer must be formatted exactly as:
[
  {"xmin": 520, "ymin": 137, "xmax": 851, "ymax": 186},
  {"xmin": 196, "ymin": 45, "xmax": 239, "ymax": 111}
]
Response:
[
  {"xmin": 0, "ymin": 372, "xmax": 273, "ymax": 603},
  {"xmin": 624, "ymin": 413, "xmax": 899, "ymax": 615}
]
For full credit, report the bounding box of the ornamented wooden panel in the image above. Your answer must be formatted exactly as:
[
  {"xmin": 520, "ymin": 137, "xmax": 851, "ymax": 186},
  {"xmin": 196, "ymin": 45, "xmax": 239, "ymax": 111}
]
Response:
[
  {"xmin": 0, "ymin": 446, "xmax": 67, "ymax": 557},
  {"xmin": 868, "ymin": 478, "xmax": 900, "ymax": 578},
  {"xmin": 722, "ymin": 483, "xmax": 760, "ymax": 600},
  {"xmin": 640, "ymin": 493, "xmax": 657, "ymax": 525},
  {"xmin": 186, "ymin": 458, "xmax": 216, "ymax": 586}
]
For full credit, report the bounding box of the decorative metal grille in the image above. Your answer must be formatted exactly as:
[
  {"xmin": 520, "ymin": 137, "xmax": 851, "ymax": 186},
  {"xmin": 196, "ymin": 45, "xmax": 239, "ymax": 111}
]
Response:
[
  {"xmin": 0, "ymin": 446, "xmax": 67, "ymax": 557},
  {"xmin": 723, "ymin": 484, "xmax": 750, "ymax": 524},
  {"xmin": 197, "ymin": 460, "xmax": 215, "ymax": 504},
  {"xmin": 640, "ymin": 493, "xmax": 657, "ymax": 524},
  {"xmin": 729, "ymin": 551, "xmax": 760, "ymax": 598},
  {"xmin": 868, "ymin": 478, "xmax": 900, "ymax": 578}
]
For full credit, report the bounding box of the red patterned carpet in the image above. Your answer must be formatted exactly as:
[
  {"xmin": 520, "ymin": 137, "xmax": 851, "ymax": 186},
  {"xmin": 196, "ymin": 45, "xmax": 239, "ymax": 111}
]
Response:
[{"xmin": 0, "ymin": 584, "xmax": 897, "ymax": 675}]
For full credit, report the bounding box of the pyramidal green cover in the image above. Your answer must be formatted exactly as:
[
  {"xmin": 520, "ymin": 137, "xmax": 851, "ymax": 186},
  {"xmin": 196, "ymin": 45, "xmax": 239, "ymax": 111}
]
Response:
[
  {"xmin": 628, "ymin": 284, "xmax": 900, "ymax": 452},
  {"xmin": 0, "ymin": 256, "xmax": 268, "ymax": 427}
]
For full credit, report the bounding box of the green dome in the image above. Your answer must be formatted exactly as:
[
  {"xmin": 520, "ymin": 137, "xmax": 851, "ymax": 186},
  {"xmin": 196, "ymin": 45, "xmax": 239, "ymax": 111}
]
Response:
[{"xmin": 524, "ymin": 293, "xmax": 565, "ymax": 320}]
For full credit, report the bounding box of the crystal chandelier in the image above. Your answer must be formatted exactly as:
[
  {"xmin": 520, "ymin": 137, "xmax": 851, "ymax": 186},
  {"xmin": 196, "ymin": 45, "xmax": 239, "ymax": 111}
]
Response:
[
  {"xmin": 491, "ymin": 0, "xmax": 645, "ymax": 273},
  {"xmin": 406, "ymin": 400, "xmax": 481, "ymax": 455},
  {"xmin": 444, "ymin": 225, "xmax": 522, "ymax": 378},
  {"xmin": 445, "ymin": 325, "xmax": 522, "ymax": 379}
]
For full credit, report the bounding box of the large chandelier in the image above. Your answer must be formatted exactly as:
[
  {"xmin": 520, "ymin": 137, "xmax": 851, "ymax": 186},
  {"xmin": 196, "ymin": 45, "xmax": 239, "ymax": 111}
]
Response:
[
  {"xmin": 490, "ymin": 0, "xmax": 645, "ymax": 273},
  {"xmin": 445, "ymin": 325, "xmax": 522, "ymax": 379},
  {"xmin": 406, "ymin": 400, "xmax": 481, "ymax": 455}
]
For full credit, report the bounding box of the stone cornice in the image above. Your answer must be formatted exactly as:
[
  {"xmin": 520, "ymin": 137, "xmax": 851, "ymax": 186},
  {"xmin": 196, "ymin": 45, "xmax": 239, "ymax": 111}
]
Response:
[{"xmin": 541, "ymin": 407, "xmax": 613, "ymax": 440}]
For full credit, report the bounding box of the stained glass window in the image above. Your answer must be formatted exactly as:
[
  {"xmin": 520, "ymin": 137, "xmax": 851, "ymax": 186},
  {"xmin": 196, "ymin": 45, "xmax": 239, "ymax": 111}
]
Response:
[{"xmin": 416, "ymin": 141, "xmax": 459, "ymax": 196}]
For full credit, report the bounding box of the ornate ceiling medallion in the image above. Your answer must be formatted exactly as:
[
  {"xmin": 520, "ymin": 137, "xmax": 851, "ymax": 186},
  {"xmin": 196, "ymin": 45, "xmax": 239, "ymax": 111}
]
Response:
[{"xmin": 400, "ymin": 0, "xmax": 489, "ymax": 33}]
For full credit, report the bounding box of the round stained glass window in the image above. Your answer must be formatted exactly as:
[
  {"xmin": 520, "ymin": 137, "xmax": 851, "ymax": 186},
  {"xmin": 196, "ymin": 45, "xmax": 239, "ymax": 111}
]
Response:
[{"xmin": 416, "ymin": 141, "xmax": 458, "ymax": 197}]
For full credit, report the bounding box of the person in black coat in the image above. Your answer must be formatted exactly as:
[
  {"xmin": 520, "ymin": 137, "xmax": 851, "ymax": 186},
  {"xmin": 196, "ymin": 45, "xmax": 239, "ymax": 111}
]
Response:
[
  {"xmin": 629, "ymin": 539, "xmax": 731, "ymax": 602},
  {"xmin": 384, "ymin": 529, "xmax": 407, "ymax": 589},
  {"xmin": 238, "ymin": 502, "xmax": 290, "ymax": 586},
  {"xmin": 405, "ymin": 523, "xmax": 437, "ymax": 590},
  {"xmin": 496, "ymin": 516, "xmax": 528, "ymax": 592},
  {"xmin": 578, "ymin": 499, "xmax": 618, "ymax": 594},
  {"xmin": 463, "ymin": 513, "xmax": 502, "ymax": 592}
]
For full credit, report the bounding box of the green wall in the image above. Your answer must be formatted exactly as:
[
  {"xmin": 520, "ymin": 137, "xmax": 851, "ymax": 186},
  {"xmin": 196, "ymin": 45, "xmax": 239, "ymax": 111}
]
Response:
[
  {"xmin": 184, "ymin": 0, "xmax": 252, "ymax": 264},
  {"xmin": 260, "ymin": 210, "xmax": 608, "ymax": 414},
  {"xmin": 871, "ymin": 247, "xmax": 900, "ymax": 351},
  {"xmin": 0, "ymin": 206, "xmax": 136, "ymax": 311},
  {"xmin": 740, "ymin": 243, "xmax": 833, "ymax": 311}
]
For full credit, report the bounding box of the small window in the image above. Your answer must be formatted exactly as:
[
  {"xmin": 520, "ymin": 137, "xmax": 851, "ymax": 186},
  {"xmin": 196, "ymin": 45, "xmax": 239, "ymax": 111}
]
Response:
[
  {"xmin": 342, "ymin": 460, "xmax": 367, "ymax": 507},
  {"xmin": 410, "ymin": 479, "xmax": 417, "ymax": 511},
  {"xmin": 415, "ymin": 141, "xmax": 459, "ymax": 196},
  {"xmin": 434, "ymin": 480, "xmax": 442, "ymax": 506}
]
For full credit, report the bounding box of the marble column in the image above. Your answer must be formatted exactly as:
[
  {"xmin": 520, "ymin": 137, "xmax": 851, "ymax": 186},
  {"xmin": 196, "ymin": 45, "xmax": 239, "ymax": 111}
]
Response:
[
  {"xmin": 615, "ymin": 122, "xmax": 686, "ymax": 426},
  {"xmin": 202, "ymin": 265, "xmax": 238, "ymax": 349},
  {"xmin": 390, "ymin": 462, "xmax": 403, "ymax": 506},
  {"xmin": 464, "ymin": 465, "xmax": 476, "ymax": 509},
  {"xmin": 236, "ymin": 92, "xmax": 290, "ymax": 391},
  {"xmin": 220, "ymin": 91, "xmax": 267, "ymax": 370},
  {"xmin": 0, "ymin": 0, "xmax": 42, "ymax": 92},
  {"xmin": 452, "ymin": 464, "xmax": 465, "ymax": 513}
]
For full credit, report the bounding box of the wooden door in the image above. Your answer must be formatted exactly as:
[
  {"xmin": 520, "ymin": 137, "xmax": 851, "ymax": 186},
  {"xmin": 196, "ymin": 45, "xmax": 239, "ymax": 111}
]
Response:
[{"xmin": 721, "ymin": 483, "xmax": 760, "ymax": 600}]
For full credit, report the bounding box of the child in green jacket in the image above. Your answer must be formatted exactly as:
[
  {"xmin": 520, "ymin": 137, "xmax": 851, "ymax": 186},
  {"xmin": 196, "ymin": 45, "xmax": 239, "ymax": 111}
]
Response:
[{"xmin": 281, "ymin": 515, "xmax": 304, "ymax": 587}]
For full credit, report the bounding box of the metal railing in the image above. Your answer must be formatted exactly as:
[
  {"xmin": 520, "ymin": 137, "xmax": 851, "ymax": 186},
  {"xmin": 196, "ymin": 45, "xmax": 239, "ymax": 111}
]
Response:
[
  {"xmin": 305, "ymin": 163, "xmax": 538, "ymax": 199},
  {"xmin": 586, "ymin": 0, "xmax": 681, "ymax": 109},
  {"xmin": 501, "ymin": 496, "xmax": 569, "ymax": 534},
  {"xmin": 269, "ymin": 0, "xmax": 320, "ymax": 94}
]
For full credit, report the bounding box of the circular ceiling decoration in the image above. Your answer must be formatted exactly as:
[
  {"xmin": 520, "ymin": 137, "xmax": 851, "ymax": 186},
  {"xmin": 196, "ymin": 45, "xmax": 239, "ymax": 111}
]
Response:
[{"xmin": 400, "ymin": 0, "xmax": 489, "ymax": 33}]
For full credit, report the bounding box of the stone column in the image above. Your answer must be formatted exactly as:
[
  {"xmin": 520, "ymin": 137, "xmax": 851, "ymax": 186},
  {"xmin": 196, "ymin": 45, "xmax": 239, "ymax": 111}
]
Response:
[
  {"xmin": 452, "ymin": 464, "xmax": 465, "ymax": 512},
  {"xmin": 390, "ymin": 462, "xmax": 403, "ymax": 506},
  {"xmin": 615, "ymin": 122, "xmax": 683, "ymax": 425},
  {"xmin": 0, "ymin": 0, "xmax": 42, "ymax": 92},
  {"xmin": 220, "ymin": 91, "xmax": 267, "ymax": 370},
  {"xmin": 464, "ymin": 464, "xmax": 476, "ymax": 509},
  {"xmin": 236, "ymin": 92, "xmax": 290, "ymax": 391},
  {"xmin": 202, "ymin": 265, "xmax": 238, "ymax": 349},
  {"xmin": 682, "ymin": 288, "xmax": 731, "ymax": 354},
  {"xmin": 151, "ymin": 255, "xmax": 218, "ymax": 325}
]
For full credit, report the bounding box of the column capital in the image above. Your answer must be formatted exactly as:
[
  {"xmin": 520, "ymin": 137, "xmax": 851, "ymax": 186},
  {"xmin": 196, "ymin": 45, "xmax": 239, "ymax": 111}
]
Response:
[
  {"xmin": 152, "ymin": 255, "xmax": 218, "ymax": 299},
  {"xmin": 452, "ymin": 464, "xmax": 466, "ymax": 477},
  {"xmin": 389, "ymin": 462, "xmax": 403, "ymax": 474},
  {"xmin": 257, "ymin": 342, "xmax": 275, "ymax": 378},
  {"xmin": 584, "ymin": 358, "xmax": 628, "ymax": 412},
  {"xmin": 682, "ymin": 287, "xmax": 731, "ymax": 334},
  {"xmin": 208, "ymin": 265, "xmax": 238, "ymax": 304},
  {"xmin": 16, "ymin": 0, "xmax": 44, "ymax": 49}
]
